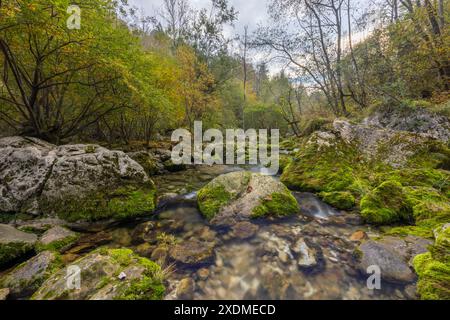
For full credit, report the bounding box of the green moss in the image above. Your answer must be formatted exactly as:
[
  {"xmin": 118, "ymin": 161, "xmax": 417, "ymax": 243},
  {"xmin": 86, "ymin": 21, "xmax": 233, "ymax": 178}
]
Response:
[
  {"xmin": 403, "ymin": 186, "xmax": 450, "ymax": 222},
  {"xmin": 281, "ymin": 143, "xmax": 360, "ymax": 194},
  {"xmin": 412, "ymin": 226, "xmax": 450, "ymax": 300},
  {"xmin": 49, "ymin": 181, "xmax": 157, "ymax": 222},
  {"xmin": 251, "ymin": 192, "xmax": 299, "ymax": 218},
  {"xmin": 36, "ymin": 234, "xmax": 79, "ymax": 253},
  {"xmin": 377, "ymin": 168, "xmax": 450, "ymax": 194},
  {"xmin": 360, "ymin": 181, "xmax": 413, "ymax": 225},
  {"xmin": 197, "ymin": 185, "xmax": 233, "ymax": 220},
  {"xmin": 319, "ymin": 191, "xmax": 355, "ymax": 210},
  {"xmin": 0, "ymin": 242, "xmax": 34, "ymax": 267},
  {"xmin": 114, "ymin": 276, "xmax": 165, "ymax": 300},
  {"xmin": 278, "ymin": 155, "xmax": 292, "ymax": 174},
  {"xmin": 108, "ymin": 186, "xmax": 157, "ymax": 220},
  {"xmin": 108, "ymin": 248, "xmax": 165, "ymax": 300},
  {"xmin": 413, "ymin": 252, "xmax": 450, "ymax": 300},
  {"xmin": 429, "ymin": 227, "xmax": 450, "ymax": 264},
  {"xmin": 109, "ymin": 248, "xmax": 135, "ymax": 266},
  {"xmin": 385, "ymin": 223, "xmax": 437, "ymax": 239}
]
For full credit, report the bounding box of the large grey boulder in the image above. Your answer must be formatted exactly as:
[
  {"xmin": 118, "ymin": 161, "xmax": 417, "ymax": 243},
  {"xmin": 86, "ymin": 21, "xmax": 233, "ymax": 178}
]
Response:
[
  {"xmin": 364, "ymin": 105, "xmax": 450, "ymax": 142},
  {"xmin": 333, "ymin": 120, "xmax": 433, "ymax": 168},
  {"xmin": 0, "ymin": 251, "xmax": 60, "ymax": 298},
  {"xmin": 0, "ymin": 137, "xmax": 56, "ymax": 214},
  {"xmin": 0, "ymin": 224, "xmax": 37, "ymax": 267},
  {"xmin": 357, "ymin": 236, "xmax": 432, "ymax": 284},
  {"xmin": 197, "ymin": 171, "xmax": 299, "ymax": 225},
  {"xmin": 0, "ymin": 137, "xmax": 157, "ymax": 222}
]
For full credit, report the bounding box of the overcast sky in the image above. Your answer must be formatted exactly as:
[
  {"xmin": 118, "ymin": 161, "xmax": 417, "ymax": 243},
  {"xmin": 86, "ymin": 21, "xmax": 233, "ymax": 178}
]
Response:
[
  {"xmin": 128, "ymin": 0, "xmax": 270, "ymax": 36},
  {"xmin": 128, "ymin": 0, "xmax": 374, "ymax": 75}
]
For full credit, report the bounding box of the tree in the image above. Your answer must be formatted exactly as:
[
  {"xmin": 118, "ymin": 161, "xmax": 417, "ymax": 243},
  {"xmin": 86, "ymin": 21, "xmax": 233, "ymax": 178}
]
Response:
[
  {"xmin": 255, "ymin": 0, "xmax": 351, "ymax": 116},
  {"xmin": 0, "ymin": 0, "xmax": 140, "ymax": 143},
  {"xmin": 176, "ymin": 45, "xmax": 217, "ymax": 130}
]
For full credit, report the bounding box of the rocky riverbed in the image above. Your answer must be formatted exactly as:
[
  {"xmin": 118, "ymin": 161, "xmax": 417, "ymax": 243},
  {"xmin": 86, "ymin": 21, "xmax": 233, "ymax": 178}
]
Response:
[{"xmin": 1, "ymin": 165, "xmax": 422, "ymax": 300}]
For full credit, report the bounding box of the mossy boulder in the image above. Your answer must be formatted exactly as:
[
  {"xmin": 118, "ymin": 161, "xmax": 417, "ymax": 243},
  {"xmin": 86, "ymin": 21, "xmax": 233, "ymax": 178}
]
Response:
[
  {"xmin": 0, "ymin": 224, "xmax": 37, "ymax": 267},
  {"xmin": 32, "ymin": 248, "xmax": 165, "ymax": 300},
  {"xmin": 0, "ymin": 137, "xmax": 158, "ymax": 223},
  {"xmin": 360, "ymin": 181, "xmax": 412, "ymax": 225},
  {"xmin": 281, "ymin": 119, "xmax": 449, "ymax": 234},
  {"xmin": 0, "ymin": 251, "xmax": 61, "ymax": 298},
  {"xmin": 197, "ymin": 171, "xmax": 299, "ymax": 225},
  {"xmin": 36, "ymin": 226, "xmax": 78, "ymax": 252},
  {"xmin": 319, "ymin": 191, "xmax": 355, "ymax": 210},
  {"xmin": 413, "ymin": 225, "xmax": 450, "ymax": 300}
]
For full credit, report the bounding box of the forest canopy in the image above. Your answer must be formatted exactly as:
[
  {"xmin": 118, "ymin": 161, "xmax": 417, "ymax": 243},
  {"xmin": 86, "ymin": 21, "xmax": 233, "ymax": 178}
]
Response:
[{"xmin": 0, "ymin": 0, "xmax": 449, "ymax": 144}]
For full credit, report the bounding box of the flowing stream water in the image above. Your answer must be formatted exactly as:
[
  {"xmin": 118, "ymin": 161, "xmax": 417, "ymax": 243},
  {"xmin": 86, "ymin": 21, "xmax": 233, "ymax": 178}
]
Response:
[{"xmin": 63, "ymin": 164, "xmax": 416, "ymax": 300}]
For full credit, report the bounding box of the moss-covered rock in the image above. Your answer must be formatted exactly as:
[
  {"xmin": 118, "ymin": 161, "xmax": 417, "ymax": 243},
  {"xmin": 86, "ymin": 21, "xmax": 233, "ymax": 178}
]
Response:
[
  {"xmin": 32, "ymin": 248, "xmax": 165, "ymax": 300},
  {"xmin": 43, "ymin": 181, "xmax": 157, "ymax": 223},
  {"xmin": 360, "ymin": 181, "xmax": 413, "ymax": 225},
  {"xmin": 252, "ymin": 192, "xmax": 299, "ymax": 218},
  {"xmin": 281, "ymin": 119, "xmax": 449, "ymax": 234},
  {"xmin": 198, "ymin": 184, "xmax": 234, "ymax": 220},
  {"xmin": 0, "ymin": 224, "xmax": 37, "ymax": 267},
  {"xmin": 0, "ymin": 251, "xmax": 62, "ymax": 298},
  {"xmin": 413, "ymin": 226, "xmax": 450, "ymax": 300},
  {"xmin": 35, "ymin": 226, "xmax": 78, "ymax": 253},
  {"xmin": 319, "ymin": 191, "xmax": 355, "ymax": 210},
  {"xmin": 197, "ymin": 171, "xmax": 299, "ymax": 225}
]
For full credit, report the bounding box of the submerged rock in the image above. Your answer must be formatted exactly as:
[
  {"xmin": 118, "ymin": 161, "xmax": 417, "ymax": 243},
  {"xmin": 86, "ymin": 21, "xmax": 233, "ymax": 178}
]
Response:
[
  {"xmin": 176, "ymin": 278, "xmax": 195, "ymax": 299},
  {"xmin": 358, "ymin": 240, "xmax": 414, "ymax": 283},
  {"xmin": 292, "ymin": 239, "xmax": 317, "ymax": 269},
  {"xmin": 0, "ymin": 251, "xmax": 60, "ymax": 298},
  {"xmin": 349, "ymin": 231, "xmax": 368, "ymax": 242},
  {"xmin": 230, "ymin": 222, "xmax": 259, "ymax": 239},
  {"xmin": 197, "ymin": 171, "xmax": 299, "ymax": 225},
  {"xmin": 0, "ymin": 136, "xmax": 157, "ymax": 223},
  {"xmin": 356, "ymin": 235, "xmax": 431, "ymax": 284},
  {"xmin": 0, "ymin": 224, "xmax": 37, "ymax": 267},
  {"xmin": 32, "ymin": 248, "xmax": 165, "ymax": 300},
  {"xmin": 170, "ymin": 238, "xmax": 215, "ymax": 265}
]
